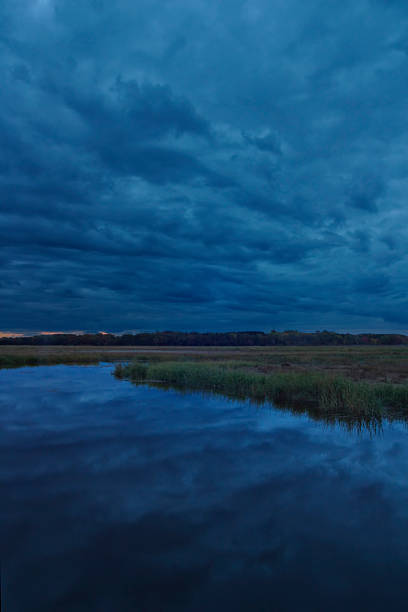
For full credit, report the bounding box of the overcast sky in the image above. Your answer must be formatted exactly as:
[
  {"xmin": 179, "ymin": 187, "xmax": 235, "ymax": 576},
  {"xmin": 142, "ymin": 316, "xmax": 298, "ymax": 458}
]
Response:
[{"xmin": 1, "ymin": 0, "xmax": 408, "ymax": 333}]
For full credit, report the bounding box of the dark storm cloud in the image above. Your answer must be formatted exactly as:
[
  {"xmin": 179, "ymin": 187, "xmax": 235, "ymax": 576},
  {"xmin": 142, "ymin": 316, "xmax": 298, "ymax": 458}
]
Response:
[{"xmin": 1, "ymin": 0, "xmax": 408, "ymax": 332}]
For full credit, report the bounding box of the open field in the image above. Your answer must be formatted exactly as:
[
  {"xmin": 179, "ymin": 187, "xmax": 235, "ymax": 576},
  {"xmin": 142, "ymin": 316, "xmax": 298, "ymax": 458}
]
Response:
[
  {"xmin": 0, "ymin": 346, "xmax": 144, "ymax": 368},
  {"xmin": 0, "ymin": 345, "xmax": 248, "ymax": 368},
  {"xmin": 2, "ymin": 344, "xmax": 408, "ymax": 383}
]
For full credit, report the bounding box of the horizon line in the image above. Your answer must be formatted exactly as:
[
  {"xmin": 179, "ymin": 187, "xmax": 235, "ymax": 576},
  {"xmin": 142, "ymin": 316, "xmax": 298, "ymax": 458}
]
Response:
[{"xmin": 2, "ymin": 329, "xmax": 408, "ymax": 338}]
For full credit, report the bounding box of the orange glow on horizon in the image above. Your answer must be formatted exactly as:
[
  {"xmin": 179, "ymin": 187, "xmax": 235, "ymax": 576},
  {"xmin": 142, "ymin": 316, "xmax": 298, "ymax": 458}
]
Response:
[
  {"xmin": 0, "ymin": 331, "xmax": 88, "ymax": 337},
  {"xmin": 0, "ymin": 332, "xmax": 25, "ymax": 338}
]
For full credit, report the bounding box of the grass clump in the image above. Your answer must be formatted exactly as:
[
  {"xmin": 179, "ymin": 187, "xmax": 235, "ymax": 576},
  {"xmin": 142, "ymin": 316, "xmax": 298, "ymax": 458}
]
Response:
[{"xmin": 115, "ymin": 362, "xmax": 148, "ymax": 380}]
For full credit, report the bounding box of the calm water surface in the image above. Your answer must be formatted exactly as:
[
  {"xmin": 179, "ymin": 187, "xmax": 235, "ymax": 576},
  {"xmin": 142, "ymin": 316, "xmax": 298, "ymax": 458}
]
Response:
[{"xmin": 1, "ymin": 364, "xmax": 408, "ymax": 611}]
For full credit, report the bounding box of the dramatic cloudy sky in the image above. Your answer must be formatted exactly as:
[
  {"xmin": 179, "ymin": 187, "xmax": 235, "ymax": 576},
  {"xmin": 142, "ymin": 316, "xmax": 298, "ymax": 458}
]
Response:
[{"xmin": 1, "ymin": 0, "xmax": 408, "ymax": 333}]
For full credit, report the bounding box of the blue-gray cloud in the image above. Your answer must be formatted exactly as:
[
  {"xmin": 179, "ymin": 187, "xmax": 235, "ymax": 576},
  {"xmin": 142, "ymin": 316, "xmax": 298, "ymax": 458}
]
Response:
[{"xmin": 1, "ymin": 0, "xmax": 408, "ymax": 332}]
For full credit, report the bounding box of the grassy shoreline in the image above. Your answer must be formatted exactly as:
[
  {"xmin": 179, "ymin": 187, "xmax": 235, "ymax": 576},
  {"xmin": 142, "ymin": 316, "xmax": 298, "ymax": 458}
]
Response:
[
  {"xmin": 2, "ymin": 345, "xmax": 408, "ymax": 425},
  {"xmin": 115, "ymin": 360, "xmax": 408, "ymax": 424}
]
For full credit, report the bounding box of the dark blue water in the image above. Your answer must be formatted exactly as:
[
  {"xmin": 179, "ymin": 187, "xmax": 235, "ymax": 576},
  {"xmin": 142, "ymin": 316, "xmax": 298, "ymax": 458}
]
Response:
[{"xmin": 1, "ymin": 365, "xmax": 408, "ymax": 611}]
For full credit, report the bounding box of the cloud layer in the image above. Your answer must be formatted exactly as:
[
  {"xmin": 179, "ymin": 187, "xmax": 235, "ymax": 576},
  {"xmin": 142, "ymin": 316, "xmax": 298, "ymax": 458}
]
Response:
[{"xmin": 1, "ymin": 0, "xmax": 408, "ymax": 332}]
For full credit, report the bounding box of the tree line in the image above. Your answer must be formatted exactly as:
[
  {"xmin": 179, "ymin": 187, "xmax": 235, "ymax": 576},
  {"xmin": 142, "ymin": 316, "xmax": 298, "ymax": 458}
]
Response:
[{"xmin": 1, "ymin": 330, "xmax": 408, "ymax": 346}]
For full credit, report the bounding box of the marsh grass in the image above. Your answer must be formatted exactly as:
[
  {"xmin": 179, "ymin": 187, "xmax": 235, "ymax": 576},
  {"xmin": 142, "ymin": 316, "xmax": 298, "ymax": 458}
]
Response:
[
  {"xmin": 0, "ymin": 354, "xmax": 102, "ymax": 368},
  {"xmin": 0, "ymin": 350, "xmax": 139, "ymax": 369},
  {"xmin": 0, "ymin": 347, "xmax": 203, "ymax": 370},
  {"xmin": 115, "ymin": 360, "xmax": 408, "ymax": 427}
]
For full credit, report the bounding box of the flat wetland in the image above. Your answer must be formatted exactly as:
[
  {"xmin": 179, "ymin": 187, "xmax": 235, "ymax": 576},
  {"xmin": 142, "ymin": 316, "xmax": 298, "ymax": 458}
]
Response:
[{"xmin": 4, "ymin": 344, "xmax": 408, "ymax": 426}]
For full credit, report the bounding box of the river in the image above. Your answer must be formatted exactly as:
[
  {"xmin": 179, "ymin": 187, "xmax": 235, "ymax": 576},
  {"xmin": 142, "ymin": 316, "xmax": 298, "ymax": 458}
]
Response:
[{"xmin": 1, "ymin": 364, "xmax": 408, "ymax": 610}]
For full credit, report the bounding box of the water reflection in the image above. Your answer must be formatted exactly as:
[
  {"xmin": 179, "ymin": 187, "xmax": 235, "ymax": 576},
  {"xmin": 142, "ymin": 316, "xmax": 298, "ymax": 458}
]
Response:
[
  {"xmin": 1, "ymin": 365, "xmax": 408, "ymax": 611},
  {"xmin": 144, "ymin": 380, "xmax": 389, "ymax": 436}
]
